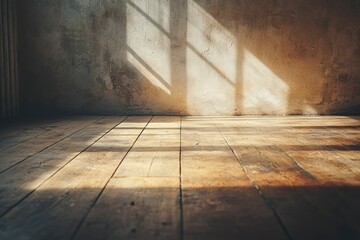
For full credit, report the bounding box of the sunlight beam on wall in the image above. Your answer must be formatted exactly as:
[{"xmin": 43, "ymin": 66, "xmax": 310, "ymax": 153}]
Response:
[
  {"xmin": 129, "ymin": 0, "xmax": 171, "ymax": 33},
  {"xmin": 186, "ymin": 0, "xmax": 237, "ymax": 115},
  {"xmin": 242, "ymin": 49, "xmax": 289, "ymax": 114},
  {"xmin": 126, "ymin": 0, "xmax": 171, "ymax": 94},
  {"xmin": 303, "ymin": 104, "xmax": 318, "ymax": 115}
]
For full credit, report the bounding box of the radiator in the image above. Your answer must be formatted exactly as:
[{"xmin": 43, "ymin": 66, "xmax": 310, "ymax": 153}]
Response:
[{"xmin": 0, "ymin": 0, "xmax": 18, "ymax": 120}]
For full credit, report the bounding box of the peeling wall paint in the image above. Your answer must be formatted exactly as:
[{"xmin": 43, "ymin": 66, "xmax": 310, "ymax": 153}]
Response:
[{"xmin": 18, "ymin": 0, "xmax": 360, "ymax": 115}]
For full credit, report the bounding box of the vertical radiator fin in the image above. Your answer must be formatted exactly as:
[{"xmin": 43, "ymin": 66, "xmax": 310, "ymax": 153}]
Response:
[{"xmin": 0, "ymin": 0, "xmax": 18, "ymax": 120}]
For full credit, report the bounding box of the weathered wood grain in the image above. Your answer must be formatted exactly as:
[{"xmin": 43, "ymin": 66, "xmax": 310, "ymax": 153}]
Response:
[
  {"xmin": 0, "ymin": 116, "xmax": 101, "ymax": 172},
  {"xmin": 0, "ymin": 116, "xmax": 359, "ymax": 240},
  {"xmin": 74, "ymin": 116, "xmax": 181, "ymax": 239},
  {"xmin": 0, "ymin": 117, "xmax": 126, "ymax": 217},
  {"xmin": 115, "ymin": 116, "xmax": 180, "ymax": 178},
  {"xmin": 75, "ymin": 177, "xmax": 180, "ymax": 240},
  {"xmin": 0, "ymin": 116, "xmax": 150, "ymax": 240},
  {"xmin": 181, "ymin": 117, "xmax": 287, "ymax": 240},
  {"xmin": 216, "ymin": 116, "xmax": 360, "ymax": 239},
  {"xmin": 0, "ymin": 117, "xmax": 70, "ymax": 151}
]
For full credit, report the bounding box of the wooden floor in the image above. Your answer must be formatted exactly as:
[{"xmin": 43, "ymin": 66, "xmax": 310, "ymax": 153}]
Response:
[{"xmin": 0, "ymin": 116, "xmax": 359, "ymax": 240}]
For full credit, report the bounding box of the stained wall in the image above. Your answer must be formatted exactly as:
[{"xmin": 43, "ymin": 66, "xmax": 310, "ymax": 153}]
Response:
[{"xmin": 18, "ymin": 0, "xmax": 360, "ymax": 115}]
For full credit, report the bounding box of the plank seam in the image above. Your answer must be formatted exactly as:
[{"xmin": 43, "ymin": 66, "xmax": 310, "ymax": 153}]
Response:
[
  {"xmin": 0, "ymin": 118, "xmax": 71, "ymax": 152},
  {"xmin": 0, "ymin": 116, "xmax": 127, "ymax": 218},
  {"xmin": 0, "ymin": 116, "xmax": 103, "ymax": 174},
  {"xmin": 307, "ymin": 118, "xmax": 360, "ymax": 167},
  {"xmin": 215, "ymin": 122, "xmax": 293, "ymax": 240},
  {"xmin": 248, "ymin": 122, "xmax": 317, "ymax": 181},
  {"xmin": 179, "ymin": 116, "xmax": 184, "ymax": 240},
  {"xmin": 70, "ymin": 115, "xmax": 154, "ymax": 240}
]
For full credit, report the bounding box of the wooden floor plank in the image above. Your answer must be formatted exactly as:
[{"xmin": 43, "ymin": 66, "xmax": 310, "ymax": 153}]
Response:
[
  {"xmin": 75, "ymin": 177, "xmax": 180, "ymax": 240},
  {"xmin": 0, "ymin": 116, "xmax": 150, "ymax": 240},
  {"xmin": 255, "ymin": 118, "xmax": 360, "ymax": 239},
  {"xmin": 0, "ymin": 116, "xmax": 101, "ymax": 172},
  {"xmin": 216, "ymin": 117, "xmax": 360, "ymax": 239},
  {"xmin": 74, "ymin": 116, "xmax": 181, "ymax": 239},
  {"xmin": 260, "ymin": 124, "xmax": 360, "ymax": 184},
  {"xmin": 181, "ymin": 117, "xmax": 288, "ymax": 240},
  {"xmin": 0, "ymin": 115, "xmax": 359, "ymax": 240},
  {"xmin": 0, "ymin": 117, "xmax": 126, "ymax": 217},
  {"xmin": 114, "ymin": 116, "xmax": 180, "ymax": 177},
  {"xmin": 308, "ymin": 117, "xmax": 360, "ymax": 162},
  {"xmin": 0, "ymin": 117, "xmax": 70, "ymax": 152}
]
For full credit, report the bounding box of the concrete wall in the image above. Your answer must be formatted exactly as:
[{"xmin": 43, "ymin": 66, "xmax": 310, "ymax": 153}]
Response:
[{"xmin": 18, "ymin": 0, "xmax": 360, "ymax": 115}]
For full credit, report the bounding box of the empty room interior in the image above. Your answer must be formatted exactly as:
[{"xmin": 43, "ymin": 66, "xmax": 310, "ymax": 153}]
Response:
[{"xmin": 1, "ymin": 0, "xmax": 360, "ymax": 239}]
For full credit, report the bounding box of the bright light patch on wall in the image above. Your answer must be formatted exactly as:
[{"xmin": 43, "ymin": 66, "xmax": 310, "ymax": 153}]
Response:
[
  {"xmin": 126, "ymin": 0, "xmax": 172, "ymax": 93},
  {"xmin": 186, "ymin": 50, "xmax": 235, "ymax": 115},
  {"xmin": 129, "ymin": 0, "xmax": 171, "ymax": 32},
  {"xmin": 242, "ymin": 49, "xmax": 289, "ymax": 114},
  {"xmin": 303, "ymin": 104, "xmax": 318, "ymax": 115},
  {"xmin": 186, "ymin": 0, "xmax": 237, "ymax": 115},
  {"xmin": 127, "ymin": 52, "xmax": 171, "ymax": 95},
  {"xmin": 187, "ymin": 0, "xmax": 237, "ymax": 82}
]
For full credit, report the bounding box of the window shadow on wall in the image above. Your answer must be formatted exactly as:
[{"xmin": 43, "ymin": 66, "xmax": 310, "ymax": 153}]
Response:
[
  {"xmin": 17, "ymin": 0, "xmax": 360, "ymax": 115},
  {"xmin": 193, "ymin": 0, "xmax": 360, "ymax": 115}
]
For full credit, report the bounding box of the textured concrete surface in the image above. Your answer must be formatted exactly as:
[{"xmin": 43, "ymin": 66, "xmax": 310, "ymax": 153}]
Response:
[{"xmin": 18, "ymin": 0, "xmax": 360, "ymax": 115}]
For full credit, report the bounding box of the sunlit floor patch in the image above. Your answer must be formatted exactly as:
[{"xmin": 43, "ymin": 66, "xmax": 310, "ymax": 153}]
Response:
[{"xmin": 0, "ymin": 115, "xmax": 359, "ymax": 240}]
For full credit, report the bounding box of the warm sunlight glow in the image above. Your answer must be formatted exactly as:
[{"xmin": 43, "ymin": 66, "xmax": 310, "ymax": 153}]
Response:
[
  {"xmin": 126, "ymin": 0, "xmax": 172, "ymax": 94},
  {"xmin": 186, "ymin": 0, "xmax": 237, "ymax": 115},
  {"xmin": 125, "ymin": 0, "xmax": 291, "ymax": 115},
  {"xmin": 303, "ymin": 104, "xmax": 318, "ymax": 115},
  {"xmin": 127, "ymin": 51, "xmax": 171, "ymax": 95},
  {"xmin": 129, "ymin": 0, "xmax": 171, "ymax": 32},
  {"xmin": 242, "ymin": 49, "xmax": 289, "ymax": 114}
]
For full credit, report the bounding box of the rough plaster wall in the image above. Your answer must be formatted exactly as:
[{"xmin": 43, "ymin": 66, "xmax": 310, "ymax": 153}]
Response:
[{"xmin": 19, "ymin": 0, "xmax": 360, "ymax": 115}]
